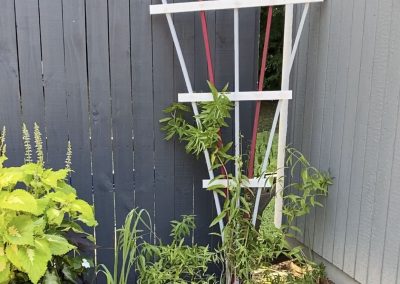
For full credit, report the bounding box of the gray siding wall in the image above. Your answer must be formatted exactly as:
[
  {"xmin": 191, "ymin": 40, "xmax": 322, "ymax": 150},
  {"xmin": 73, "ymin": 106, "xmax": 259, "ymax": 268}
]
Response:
[{"xmin": 289, "ymin": 0, "xmax": 400, "ymax": 283}]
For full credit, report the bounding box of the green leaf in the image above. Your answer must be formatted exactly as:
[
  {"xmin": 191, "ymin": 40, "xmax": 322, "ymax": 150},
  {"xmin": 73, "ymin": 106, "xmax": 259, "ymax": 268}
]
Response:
[
  {"xmin": 43, "ymin": 270, "xmax": 61, "ymax": 284},
  {"xmin": 33, "ymin": 218, "xmax": 46, "ymax": 236},
  {"xmin": 6, "ymin": 238, "xmax": 52, "ymax": 284},
  {"xmin": 210, "ymin": 211, "xmax": 226, "ymax": 227},
  {"xmin": 5, "ymin": 215, "xmax": 35, "ymax": 245},
  {"xmin": 0, "ymin": 246, "xmax": 11, "ymax": 284},
  {"xmin": 46, "ymin": 191, "xmax": 76, "ymax": 205},
  {"xmin": 42, "ymin": 169, "xmax": 68, "ymax": 189},
  {"xmin": 46, "ymin": 208, "xmax": 64, "ymax": 226},
  {"xmin": 57, "ymin": 181, "xmax": 77, "ymax": 195},
  {"xmin": 69, "ymin": 200, "xmax": 97, "ymax": 227},
  {"xmin": 0, "ymin": 189, "xmax": 42, "ymax": 215},
  {"xmin": 61, "ymin": 265, "xmax": 79, "ymax": 283},
  {"xmin": 44, "ymin": 234, "xmax": 75, "ymax": 256}
]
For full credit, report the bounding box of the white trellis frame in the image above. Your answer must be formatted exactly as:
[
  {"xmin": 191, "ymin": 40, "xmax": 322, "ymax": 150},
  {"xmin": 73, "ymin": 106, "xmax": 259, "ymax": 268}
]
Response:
[{"xmin": 150, "ymin": 0, "xmax": 322, "ymax": 235}]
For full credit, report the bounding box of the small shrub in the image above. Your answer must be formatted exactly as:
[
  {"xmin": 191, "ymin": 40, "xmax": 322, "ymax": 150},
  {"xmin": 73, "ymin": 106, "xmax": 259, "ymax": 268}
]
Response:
[{"xmin": 0, "ymin": 125, "xmax": 97, "ymax": 284}]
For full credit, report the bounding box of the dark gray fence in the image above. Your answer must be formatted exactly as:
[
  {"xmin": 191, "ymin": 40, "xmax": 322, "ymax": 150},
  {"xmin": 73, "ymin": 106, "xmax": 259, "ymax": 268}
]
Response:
[{"xmin": 0, "ymin": 0, "xmax": 259, "ymax": 273}]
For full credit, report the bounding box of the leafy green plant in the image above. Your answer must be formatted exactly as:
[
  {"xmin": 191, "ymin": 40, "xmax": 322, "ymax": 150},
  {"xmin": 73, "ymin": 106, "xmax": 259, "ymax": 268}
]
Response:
[
  {"xmin": 254, "ymin": 130, "xmax": 278, "ymax": 175},
  {"xmin": 137, "ymin": 215, "xmax": 217, "ymax": 284},
  {"xmin": 98, "ymin": 208, "xmax": 151, "ymax": 284},
  {"xmin": 160, "ymin": 82, "xmax": 233, "ymax": 162},
  {"xmin": 0, "ymin": 124, "xmax": 97, "ymax": 284},
  {"xmin": 98, "ymin": 209, "xmax": 216, "ymax": 284},
  {"xmin": 282, "ymin": 148, "xmax": 333, "ymax": 236}
]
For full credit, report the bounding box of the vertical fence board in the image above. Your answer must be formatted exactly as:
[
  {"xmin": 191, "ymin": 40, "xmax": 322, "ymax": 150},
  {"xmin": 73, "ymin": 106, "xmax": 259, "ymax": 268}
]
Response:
[
  {"xmin": 173, "ymin": 2, "xmax": 196, "ymax": 221},
  {"xmin": 193, "ymin": 11, "xmax": 216, "ymax": 246},
  {"xmin": 39, "ymin": 0, "xmax": 69, "ymax": 169},
  {"xmin": 86, "ymin": 0, "xmax": 114, "ymax": 269},
  {"xmin": 215, "ymin": 9, "xmax": 234, "ymax": 163},
  {"xmin": 0, "ymin": 0, "xmax": 23, "ymax": 166},
  {"xmin": 15, "ymin": 0, "xmax": 45, "ymax": 132},
  {"xmin": 131, "ymin": 0, "xmax": 155, "ymax": 239},
  {"xmin": 109, "ymin": 0, "xmax": 135, "ymax": 229},
  {"xmin": 152, "ymin": 2, "xmax": 175, "ymax": 242},
  {"xmin": 62, "ymin": 0, "xmax": 92, "ymax": 204},
  {"xmin": 238, "ymin": 8, "xmax": 258, "ymax": 156}
]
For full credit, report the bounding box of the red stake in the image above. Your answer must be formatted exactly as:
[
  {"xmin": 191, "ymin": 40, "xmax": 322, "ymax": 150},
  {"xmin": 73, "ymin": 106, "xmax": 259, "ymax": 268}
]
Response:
[
  {"xmin": 198, "ymin": 7, "xmax": 228, "ymax": 182},
  {"xmin": 248, "ymin": 7, "xmax": 273, "ymax": 178}
]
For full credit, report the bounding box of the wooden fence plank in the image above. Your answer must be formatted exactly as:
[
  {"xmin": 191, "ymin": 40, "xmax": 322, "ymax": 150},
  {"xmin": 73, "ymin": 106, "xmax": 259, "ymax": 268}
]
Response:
[
  {"xmin": 86, "ymin": 0, "xmax": 114, "ymax": 270},
  {"xmin": 131, "ymin": 0, "xmax": 155, "ymax": 241},
  {"xmin": 152, "ymin": 0, "xmax": 175, "ymax": 242},
  {"xmin": 109, "ymin": 0, "xmax": 135, "ymax": 229},
  {"xmin": 39, "ymin": 0, "xmax": 69, "ymax": 169},
  {"xmin": 62, "ymin": 0, "xmax": 92, "ymax": 205},
  {"xmin": 193, "ymin": 10, "xmax": 216, "ymax": 246},
  {"xmin": 15, "ymin": 0, "xmax": 45, "ymax": 133},
  {"xmin": 0, "ymin": 0, "xmax": 24, "ymax": 166},
  {"xmin": 238, "ymin": 7, "xmax": 258, "ymax": 156},
  {"xmin": 173, "ymin": 0, "xmax": 196, "ymax": 222}
]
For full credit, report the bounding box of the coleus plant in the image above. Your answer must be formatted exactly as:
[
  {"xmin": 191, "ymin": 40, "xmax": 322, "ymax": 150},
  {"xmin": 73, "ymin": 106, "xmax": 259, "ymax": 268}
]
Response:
[{"xmin": 0, "ymin": 125, "xmax": 97, "ymax": 284}]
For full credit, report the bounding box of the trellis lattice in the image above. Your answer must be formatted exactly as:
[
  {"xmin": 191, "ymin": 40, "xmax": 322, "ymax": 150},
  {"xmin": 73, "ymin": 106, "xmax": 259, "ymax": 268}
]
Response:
[{"xmin": 149, "ymin": 0, "xmax": 322, "ymax": 237}]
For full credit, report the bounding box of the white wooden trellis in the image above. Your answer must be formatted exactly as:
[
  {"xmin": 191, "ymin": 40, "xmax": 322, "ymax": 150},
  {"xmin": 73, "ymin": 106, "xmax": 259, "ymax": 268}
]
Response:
[{"xmin": 149, "ymin": 0, "xmax": 322, "ymax": 236}]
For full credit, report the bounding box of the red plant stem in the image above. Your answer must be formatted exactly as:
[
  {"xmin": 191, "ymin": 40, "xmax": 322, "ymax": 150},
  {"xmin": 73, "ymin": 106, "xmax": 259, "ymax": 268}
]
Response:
[{"xmin": 247, "ymin": 6, "xmax": 273, "ymax": 178}]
